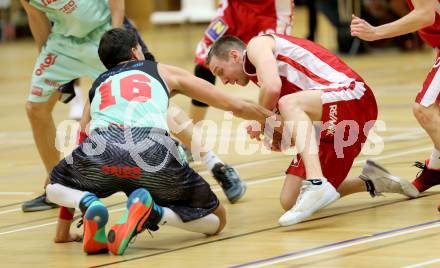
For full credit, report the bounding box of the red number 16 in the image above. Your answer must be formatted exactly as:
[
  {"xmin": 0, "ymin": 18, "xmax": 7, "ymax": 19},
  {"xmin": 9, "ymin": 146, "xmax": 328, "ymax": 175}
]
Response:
[{"xmin": 99, "ymin": 74, "xmax": 151, "ymax": 110}]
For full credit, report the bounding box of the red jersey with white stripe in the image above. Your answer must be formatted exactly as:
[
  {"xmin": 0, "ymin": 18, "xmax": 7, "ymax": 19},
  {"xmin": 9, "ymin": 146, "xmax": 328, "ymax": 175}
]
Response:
[
  {"xmin": 406, "ymin": 0, "xmax": 440, "ymax": 48},
  {"xmin": 195, "ymin": 0, "xmax": 294, "ymax": 66},
  {"xmin": 243, "ymin": 34, "xmax": 379, "ymax": 188},
  {"xmin": 243, "ymin": 34, "xmax": 370, "ymax": 104}
]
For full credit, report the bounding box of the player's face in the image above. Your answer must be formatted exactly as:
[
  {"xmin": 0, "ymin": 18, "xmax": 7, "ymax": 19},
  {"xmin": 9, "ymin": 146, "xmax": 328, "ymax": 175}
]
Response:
[{"xmin": 209, "ymin": 53, "xmax": 249, "ymax": 86}]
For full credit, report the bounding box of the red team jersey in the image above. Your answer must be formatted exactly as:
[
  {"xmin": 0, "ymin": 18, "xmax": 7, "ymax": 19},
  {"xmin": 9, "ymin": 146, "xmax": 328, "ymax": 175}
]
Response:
[
  {"xmin": 195, "ymin": 0, "xmax": 294, "ymax": 66},
  {"xmin": 407, "ymin": 0, "xmax": 440, "ymax": 106},
  {"xmin": 243, "ymin": 34, "xmax": 378, "ymax": 187},
  {"xmin": 407, "ymin": 0, "xmax": 440, "ymax": 48}
]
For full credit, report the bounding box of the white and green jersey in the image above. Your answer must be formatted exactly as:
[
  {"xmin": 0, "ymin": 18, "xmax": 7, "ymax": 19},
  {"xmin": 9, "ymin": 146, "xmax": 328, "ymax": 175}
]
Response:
[
  {"xmin": 29, "ymin": 0, "xmax": 111, "ymax": 38},
  {"xmin": 89, "ymin": 61, "xmax": 170, "ymax": 132}
]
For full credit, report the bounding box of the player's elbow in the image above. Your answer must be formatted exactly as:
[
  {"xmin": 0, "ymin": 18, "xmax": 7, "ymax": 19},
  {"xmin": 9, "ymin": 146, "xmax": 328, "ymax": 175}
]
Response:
[{"xmin": 419, "ymin": 9, "xmax": 436, "ymax": 27}]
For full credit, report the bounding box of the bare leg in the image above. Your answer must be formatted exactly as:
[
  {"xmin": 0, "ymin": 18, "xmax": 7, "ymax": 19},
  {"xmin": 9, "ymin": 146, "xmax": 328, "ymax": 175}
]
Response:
[
  {"xmin": 212, "ymin": 203, "xmax": 226, "ymax": 234},
  {"xmin": 280, "ymin": 174, "xmax": 304, "ymax": 211},
  {"xmin": 26, "ymin": 92, "xmax": 61, "ymax": 187},
  {"xmin": 337, "ymin": 177, "xmax": 367, "ymax": 197},
  {"xmin": 278, "ymin": 90, "xmax": 324, "ymax": 179},
  {"xmin": 190, "ymin": 105, "xmax": 209, "ymax": 125},
  {"xmin": 413, "ymin": 103, "xmax": 440, "ymax": 151},
  {"xmin": 167, "ymin": 103, "xmax": 208, "ymax": 160}
]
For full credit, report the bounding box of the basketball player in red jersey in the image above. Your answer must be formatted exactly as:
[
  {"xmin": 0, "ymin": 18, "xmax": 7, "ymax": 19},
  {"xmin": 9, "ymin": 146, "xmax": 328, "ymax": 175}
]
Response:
[
  {"xmin": 190, "ymin": 0, "xmax": 294, "ymax": 123},
  {"xmin": 206, "ymin": 34, "xmax": 420, "ymax": 226},
  {"xmin": 351, "ymin": 0, "xmax": 440, "ymax": 212}
]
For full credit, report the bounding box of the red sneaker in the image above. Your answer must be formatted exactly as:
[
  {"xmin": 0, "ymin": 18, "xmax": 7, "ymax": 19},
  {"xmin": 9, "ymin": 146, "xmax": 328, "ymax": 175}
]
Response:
[
  {"xmin": 411, "ymin": 161, "xmax": 440, "ymax": 192},
  {"xmin": 83, "ymin": 202, "xmax": 109, "ymax": 254},
  {"xmin": 107, "ymin": 188, "xmax": 157, "ymax": 256}
]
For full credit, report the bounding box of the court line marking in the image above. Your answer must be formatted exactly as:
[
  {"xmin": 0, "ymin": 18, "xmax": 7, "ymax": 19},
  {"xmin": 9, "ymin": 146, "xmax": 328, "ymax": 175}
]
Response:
[
  {"xmin": 403, "ymin": 258, "xmax": 440, "ymax": 268},
  {"xmin": 90, "ymin": 198, "xmax": 440, "ymax": 268},
  {"xmin": 231, "ymin": 220, "xmax": 440, "ymax": 268},
  {"xmin": 0, "ymin": 145, "xmax": 433, "ymax": 235},
  {"xmin": 0, "ymin": 192, "xmax": 34, "ymax": 196},
  {"xmin": 0, "ymin": 144, "xmax": 432, "ymax": 217},
  {"xmin": 0, "ymin": 129, "xmax": 429, "ymax": 197}
]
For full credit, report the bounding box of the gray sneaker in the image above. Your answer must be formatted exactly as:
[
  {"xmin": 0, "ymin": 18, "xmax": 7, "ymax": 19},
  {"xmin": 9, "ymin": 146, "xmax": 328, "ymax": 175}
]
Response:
[
  {"xmin": 22, "ymin": 193, "xmax": 59, "ymax": 212},
  {"xmin": 211, "ymin": 163, "xmax": 246, "ymax": 203},
  {"xmin": 360, "ymin": 160, "xmax": 419, "ymax": 198}
]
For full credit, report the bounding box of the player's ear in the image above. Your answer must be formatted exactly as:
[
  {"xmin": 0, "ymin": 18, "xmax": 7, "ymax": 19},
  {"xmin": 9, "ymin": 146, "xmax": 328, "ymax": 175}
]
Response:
[
  {"xmin": 230, "ymin": 50, "xmax": 240, "ymax": 63},
  {"xmin": 131, "ymin": 45, "xmax": 144, "ymax": 61},
  {"xmin": 130, "ymin": 47, "xmax": 138, "ymax": 60}
]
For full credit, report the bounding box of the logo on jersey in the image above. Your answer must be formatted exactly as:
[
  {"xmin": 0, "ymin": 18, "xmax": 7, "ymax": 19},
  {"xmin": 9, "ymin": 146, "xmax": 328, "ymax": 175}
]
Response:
[
  {"xmin": 44, "ymin": 79, "xmax": 62, "ymax": 88},
  {"xmin": 31, "ymin": 86, "xmax": 43, "ymax": 96},
  {"xmin": 206, "ymin": 18, "xmax": 229, "ymax": 42},
  {"xmin": 59, "ymin": 0, "xmax": 77, "ymax": 14},
  {"xmin": 326, "ymin": 105, "xmax": 338, "ymax": 136},
  {"xmin": 101, "ymin": 165, "xmax": 141, "ymax": 179},
  {"xmin": 41, "ymin": 0, "xmax": 58, "ymax": 6},
  {"xmin": 35, "ymin": 53, "xmax": 57, "ymax": 76}
]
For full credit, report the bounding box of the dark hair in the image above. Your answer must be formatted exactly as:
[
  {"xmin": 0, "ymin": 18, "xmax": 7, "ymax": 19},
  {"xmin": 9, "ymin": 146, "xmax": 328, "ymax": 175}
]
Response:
[
  {"xmin": 206, "ymin": 35, "xmax": 246, "ymax": 65},
  {"xmin": 98, "ymin": 28, "xmax": 138, "ymax": 69}
]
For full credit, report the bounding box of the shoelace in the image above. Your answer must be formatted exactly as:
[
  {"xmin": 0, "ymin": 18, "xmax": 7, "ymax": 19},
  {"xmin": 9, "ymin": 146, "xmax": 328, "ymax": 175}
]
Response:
[
  {"xmin": 218, "ymin": 166, "xmax": 236, "ymax": 189},
  {"xmin": 291, "ymin": 182, "xmax": 312, "ymax": 211},
  {"xmin": 414, "ymin": 161, "xmax": 426, "ymax": 178},
  {"xmin": 76, "ymin": 217, "xmax": 84, "ymax": 229}
]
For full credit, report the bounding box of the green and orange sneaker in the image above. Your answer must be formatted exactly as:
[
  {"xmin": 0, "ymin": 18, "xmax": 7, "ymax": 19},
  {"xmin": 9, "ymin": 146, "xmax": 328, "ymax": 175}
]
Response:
[
  {"xmin": 107, "ymin": 188, "xmax": 162, "ymax": 255},
  {"xmin": 83, "ymin": 201, "xmax": 109, "ymax": 254}
]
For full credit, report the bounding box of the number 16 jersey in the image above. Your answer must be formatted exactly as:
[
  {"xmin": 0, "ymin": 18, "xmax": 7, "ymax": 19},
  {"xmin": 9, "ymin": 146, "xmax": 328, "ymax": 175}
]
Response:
[{"xmin": 88, "ymin": 60, "xmax": 170, "ymax": 132}]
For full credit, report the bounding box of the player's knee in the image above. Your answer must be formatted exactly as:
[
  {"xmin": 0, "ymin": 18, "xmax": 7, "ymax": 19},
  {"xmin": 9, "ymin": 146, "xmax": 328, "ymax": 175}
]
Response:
[
  {"xmin": 25, "ymin": 101, "xmax": 50, "ymax": 121},
  {"xmin": 213, "ymin": 203, "xmax": 227, "ymax": 234},
  {"xmin": 279, "ymin": 95, "xmax": 300, "ymax": 111},
  {"xmin": 413, "ymin": 102, "xmax": 435, "ymax": 127}
]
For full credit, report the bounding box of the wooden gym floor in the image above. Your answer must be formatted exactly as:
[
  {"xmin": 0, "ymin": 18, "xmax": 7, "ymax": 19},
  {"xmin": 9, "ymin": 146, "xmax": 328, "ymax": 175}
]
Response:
[{"xmin": 0, "ymin": 7, "xmax": 438, "ymax": 268}]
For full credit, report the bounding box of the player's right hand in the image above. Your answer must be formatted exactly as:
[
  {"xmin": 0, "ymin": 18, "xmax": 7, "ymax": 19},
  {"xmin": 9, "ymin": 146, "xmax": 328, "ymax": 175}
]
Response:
[{"xmin": 350, "ymin": 14, "xmax": 379, "ymax": 41}]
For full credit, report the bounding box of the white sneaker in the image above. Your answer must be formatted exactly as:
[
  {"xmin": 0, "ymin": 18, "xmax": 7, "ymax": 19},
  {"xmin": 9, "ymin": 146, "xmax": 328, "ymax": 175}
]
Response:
[
  {"xmin": 278, "ymin": 178, "xmax": 340, "ymax": 226},
  {"xmin": 360, "ymin": 160, "xmax": 419, "ymax": 198}
]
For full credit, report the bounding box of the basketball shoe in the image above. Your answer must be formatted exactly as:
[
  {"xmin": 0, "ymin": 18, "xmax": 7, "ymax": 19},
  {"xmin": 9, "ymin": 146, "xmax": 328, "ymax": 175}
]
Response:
[
  {"xmin": 212, "ymin": 163, "xmax": 247, "ymax": 203},
  {"xmin": 82, "ymin": 200, "xmax": 109, "ymax": 254},
  {"xmin": 107, "ymin": 188, "xmax": 163, "ymax": 255},
  {"xmin": 278, "ymin": 177, "xmax": 340, "ymax": 226},
  {"xmin": 360, "ymin": 160, "xmax": 419, "ymax": 198},
  {"xmin": 412, "ymin": 160, "xmax": 440, "ymax": 192}
]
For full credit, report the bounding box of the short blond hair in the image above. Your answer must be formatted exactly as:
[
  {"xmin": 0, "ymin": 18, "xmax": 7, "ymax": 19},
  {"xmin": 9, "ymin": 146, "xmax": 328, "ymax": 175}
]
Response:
[{"xmin": 206, "ymin": 36, "xmax": 246, "ymax": 65}]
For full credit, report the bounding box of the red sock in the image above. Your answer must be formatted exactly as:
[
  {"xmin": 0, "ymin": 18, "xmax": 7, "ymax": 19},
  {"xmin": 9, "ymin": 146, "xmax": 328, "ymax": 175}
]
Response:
[{"xmin": 59, "ymin": 206, "xmax": 74, "ymax": 220}]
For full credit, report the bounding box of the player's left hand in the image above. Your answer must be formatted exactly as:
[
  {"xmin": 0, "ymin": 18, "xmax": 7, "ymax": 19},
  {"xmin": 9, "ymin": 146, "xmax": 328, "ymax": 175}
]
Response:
[
  {"xmin": 54, "ymin": 232, "xmax": 82, "ymax": 243},
  {"xmin": 350, "ymin": 14, "xmax": 379, "ymax": 41}
]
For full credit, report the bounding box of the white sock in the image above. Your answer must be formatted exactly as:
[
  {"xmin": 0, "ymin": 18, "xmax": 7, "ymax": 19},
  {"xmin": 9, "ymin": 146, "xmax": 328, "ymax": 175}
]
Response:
[
  {"xmin": 159, "ymin": 207, "xmax": 220, "ymax": 235},
  {"xmin": 202, "ymin": 150, "xmax": 223, "ymax": 171},
  {"xmin": 428, "ymin": 148, "xmax": 440, "ymax": 169},
  {"xmin": 68, "ymin": 84, "xmax": 84, "ymax": 119},
  {"xmin": 46, "ymin": 183, "xmax": 88, "ymax": 209}
]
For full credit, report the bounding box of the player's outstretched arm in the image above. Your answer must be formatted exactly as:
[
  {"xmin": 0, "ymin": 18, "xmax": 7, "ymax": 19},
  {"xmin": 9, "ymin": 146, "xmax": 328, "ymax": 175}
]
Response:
[
  {"xmin": 158, "ymin": 64, "xmax": 274, "ymax": 122},
  {"xmin": 350, "ymin": 0, "xmax": 436, "ymax": 41},
  {"xmin": 108, "ymin": 0, "xmax": 125, "ymax": 28},
  {"xmin": 20, "ymin": 0, "xmax": 50, "ymax": 52}
]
